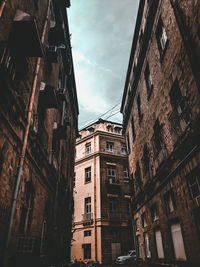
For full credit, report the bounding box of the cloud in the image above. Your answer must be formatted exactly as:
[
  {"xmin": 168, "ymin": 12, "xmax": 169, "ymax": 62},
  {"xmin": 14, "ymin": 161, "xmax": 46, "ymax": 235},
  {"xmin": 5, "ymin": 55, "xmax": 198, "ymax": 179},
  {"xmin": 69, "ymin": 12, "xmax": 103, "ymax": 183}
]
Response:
[{"xmin": 68, "ymin": 0, "xmax": 140, "ymax": 129}]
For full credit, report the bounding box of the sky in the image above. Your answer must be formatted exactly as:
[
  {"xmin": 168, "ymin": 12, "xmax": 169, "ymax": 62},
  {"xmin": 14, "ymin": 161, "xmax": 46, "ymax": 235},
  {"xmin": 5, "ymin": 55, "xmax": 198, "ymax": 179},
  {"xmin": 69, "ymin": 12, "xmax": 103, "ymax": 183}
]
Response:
[{"xmin": 68, "ymin": 0, "xmax": 140, "ymax": 129}]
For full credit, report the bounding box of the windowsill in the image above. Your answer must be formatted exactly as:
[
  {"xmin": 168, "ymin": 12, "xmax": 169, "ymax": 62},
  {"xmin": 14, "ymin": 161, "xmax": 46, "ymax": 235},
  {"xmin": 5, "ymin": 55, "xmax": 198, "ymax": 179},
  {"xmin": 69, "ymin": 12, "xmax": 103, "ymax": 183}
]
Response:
[{"xmin": 85, "ymin": 180, "xmax": 91, "ymax": 184}]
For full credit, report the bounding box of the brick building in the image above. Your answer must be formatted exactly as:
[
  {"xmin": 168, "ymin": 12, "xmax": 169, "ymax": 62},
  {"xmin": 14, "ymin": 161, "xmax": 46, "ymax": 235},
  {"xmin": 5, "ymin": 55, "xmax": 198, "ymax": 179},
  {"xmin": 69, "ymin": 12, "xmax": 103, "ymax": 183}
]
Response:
[
  {"xmin": 0, "ymin": 1, "xmax": 78, "ymax": 266},
  {"xmin": 72, "ymin": 119, "xmax": 133, "ymax": 264},
  {"xmin": 121, "ymin": 0, "xmax": 200, "ymax": 267}
]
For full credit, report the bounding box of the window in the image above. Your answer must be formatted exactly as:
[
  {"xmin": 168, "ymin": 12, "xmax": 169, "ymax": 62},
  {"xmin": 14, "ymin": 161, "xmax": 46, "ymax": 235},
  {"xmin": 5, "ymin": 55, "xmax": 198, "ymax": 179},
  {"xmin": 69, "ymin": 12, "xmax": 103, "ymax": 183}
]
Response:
[
  {"xmin": 106, "ymin": 141, "xmax": 114, "ymax": 152},
  {"xmin": 85, "ymin": 167, "xmax": 91, "ymax": 183},
  {"xmin": 123, "ymin": 166, "xmax": 129, "ymax": 181},
  {"xmin": 19, "ymin": 182, "xmax": 34, "ymax": 234},
  {"xmin": 144, "ymin": 232, "xmax": 151, "ymax": 258},
  {"xmin": 114, "ymin": 127, "xmax": 121, "ymax": 134},
  {"xmin": 126, "ymin": 133, "xmax": 130, "ymax": 152},
  {"xmin": 107, "ymin": 165, "xmax": 116, "ymax": 183},
  {"xmin": 151, "ymin": 120, "xmax": 163, "ymax": 158},
  {"xmin": 136, "ymin": 235, "xmax": 142, "ymax": 258},
  {"xmin": 121, "ymin": 143, "xmax": 127, "ymax": 155},
  {"xmin": 156, "ymin": 17, "xmax": 168, "ymax": 57},
  {"xmin": 85, "ymin": 143, "xmax": 91, "ymax": 155},
  {"xmin": 155, "ymin": 230, "xmax": 164, "ymax": 259},
  {"xmin": 106, "ymin": 125, "xmax": 112, "ymax": 132},
  {"xmin": 131, "ymin": 117, "xmax": 136, "ymax": 141},
  {"xmin": 187, "ymin": 169, "xmax": 200, "ymax": 199},
  {"xmin": 164, "ymin": 190, "xmax": 176, "ymax": 214},
  {"xmin": 194, "ymin": 208, "xmax": 200, "ymax": 240},
  {"xmin": 145, "ymin": 63, "xmax": 153, "ymax": 99},
  {"xmin": 169, "ymin": 79, "xmax": 183, "ymax": 111},
  {"xmin": 170, "ymin": 223, "xmax": 186, "ymax": 260},
  {"xmin": 141, "ymin": 212, "xmax": 147, "ymax": 227},
  {"xmin": 83, "ymin": 243, "xmax": 91, "ymax": 259},
  {"xmin": 141, "ymin": 144, "xmax": 150, "ymax": 177},
  {"xmin": 73, "ymin": 172, "xmax": 76, "ymax": 187},
  {"xmin": 109, "ymin": 198, "xmax": 118, "ymax": 216},
  {"xmin": 135, "ymin": 161, "xmax": 142, "ymax": 188},
  {"xmin": 135, "ymin": 218, "xmax": 139, "ymax": 231},
  {"xmin": 137, "ymin": 94, "xmax": 143, "ymax": 122},
  {"xmin": 84, "ymin": 230, "xmax": 91, "ymax": 237},
  {"xmin": 151, "ymin": 204, "xmax": 159, "ymax": 222},
  {"xmin": 85, "ymin": 197, "xmax": 91, "ymax": 219}
]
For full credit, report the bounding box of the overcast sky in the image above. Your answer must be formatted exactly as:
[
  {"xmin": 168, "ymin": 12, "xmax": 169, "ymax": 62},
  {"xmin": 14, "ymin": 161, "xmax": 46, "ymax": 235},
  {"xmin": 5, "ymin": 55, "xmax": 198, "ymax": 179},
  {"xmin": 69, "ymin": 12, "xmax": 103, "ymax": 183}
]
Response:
[{"xmin": 68, "ymin": 0, "xmax": 140, "ymax": 129}]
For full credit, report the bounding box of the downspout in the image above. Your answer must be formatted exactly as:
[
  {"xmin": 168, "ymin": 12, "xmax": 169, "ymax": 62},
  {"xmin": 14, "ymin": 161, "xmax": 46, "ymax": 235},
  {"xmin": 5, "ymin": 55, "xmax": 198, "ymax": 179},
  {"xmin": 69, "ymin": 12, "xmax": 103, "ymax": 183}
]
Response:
[
  {"xmin": 93, "ymin": 134, "xmax": 97, "ymax": 262},
  {"xmin": 2, "ymin": 1, "xmax": 51, "ymax": 266}
]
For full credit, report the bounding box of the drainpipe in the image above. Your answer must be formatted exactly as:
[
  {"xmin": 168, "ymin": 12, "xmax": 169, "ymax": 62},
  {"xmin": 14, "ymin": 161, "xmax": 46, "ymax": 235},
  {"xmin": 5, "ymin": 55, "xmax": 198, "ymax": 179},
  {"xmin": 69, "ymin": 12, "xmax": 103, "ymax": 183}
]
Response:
[
  {"xmin": 2, "ymin": 1, "xmax": 51, "ymax": 266},
  {"xmin": 0, "ymin": 0, "xmax": 6, "ymax": 18},
  {"xmin": 93, "ymin": 134, "xmax": 97, "ymax": 262}
]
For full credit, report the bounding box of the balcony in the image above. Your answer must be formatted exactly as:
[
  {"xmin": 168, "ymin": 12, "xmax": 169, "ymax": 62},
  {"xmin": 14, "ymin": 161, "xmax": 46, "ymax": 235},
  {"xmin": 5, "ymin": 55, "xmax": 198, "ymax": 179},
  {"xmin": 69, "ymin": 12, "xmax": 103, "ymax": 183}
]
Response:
[
  {"xmin": 102, "ymin": 148, "xmax": 128, "ymax": 156},
  {"xmin": 103, "ymin": 211, "xmax": 131, "ymax": 221},
  {"xmin": 17, "ymin": 236, "xmax": 40, "ymax": 254},
  {"xmin": 82, "ymin": 213, "xmax": 93, "ymax": 225},
  {"xmin": 39, "ymin": 82, "xmax": 58, "ymax": 109},
  {"xmin": 9, "ymin": 10, "xmax": 44, "ymax": 57}
]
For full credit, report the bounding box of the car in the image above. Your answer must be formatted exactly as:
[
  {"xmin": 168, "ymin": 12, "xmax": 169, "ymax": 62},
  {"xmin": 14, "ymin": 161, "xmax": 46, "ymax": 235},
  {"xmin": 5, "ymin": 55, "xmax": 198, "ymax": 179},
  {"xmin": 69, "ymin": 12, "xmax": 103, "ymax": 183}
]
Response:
[
  {"xmin": 115, "ymin": 250, "xmax": 136, "ymax": 265},
  {"xmin": 86, "ymin": 261, "xmax": 99, "ymax": 267}
]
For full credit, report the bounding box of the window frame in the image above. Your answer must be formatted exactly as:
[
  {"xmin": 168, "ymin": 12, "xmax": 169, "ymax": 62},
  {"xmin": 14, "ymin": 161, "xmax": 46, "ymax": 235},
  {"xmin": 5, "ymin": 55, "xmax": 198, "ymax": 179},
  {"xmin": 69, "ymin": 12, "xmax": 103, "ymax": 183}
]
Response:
[
  {"xmin": 107, "ymin": 165, "xmax": 117, "ymax": 183},
  {"xmin": 164, "ymin": 189, "xmax": 176, "ymax": 214},
  {"xmin": 106, "ymin": 141, "xmax": 114, "ymax": 152},
  {"xmin": 84, "ymin": 230, "xmax": 91, "ymax": 237},
  {"xmin": 155, "ymin": 17, "xmax": 169, "ymax": 61},
  {"xmin": 85, "ymin": 167, "xmax": 91, "ymax": 183},
  {"xmin": 144, "ymin": 63, "xmax": 153, "ymax": 100}
]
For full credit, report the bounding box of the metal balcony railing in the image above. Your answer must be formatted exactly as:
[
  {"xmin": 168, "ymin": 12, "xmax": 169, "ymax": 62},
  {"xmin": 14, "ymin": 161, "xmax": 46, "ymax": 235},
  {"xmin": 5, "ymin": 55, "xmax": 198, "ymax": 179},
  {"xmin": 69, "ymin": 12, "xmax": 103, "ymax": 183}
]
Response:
[{"xmin": 82, "ymin": 212, "xmax": 93, "ymax": 222}]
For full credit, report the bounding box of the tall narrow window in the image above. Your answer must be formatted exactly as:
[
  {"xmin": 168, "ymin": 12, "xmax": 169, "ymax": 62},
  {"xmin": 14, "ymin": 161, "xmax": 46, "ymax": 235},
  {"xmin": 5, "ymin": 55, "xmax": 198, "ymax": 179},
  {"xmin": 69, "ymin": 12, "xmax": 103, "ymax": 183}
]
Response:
[
  {"xmin": 107, "ymin": 165, "xmax": 116, "ymax": 184},
  {"xmin": 131, "ymin": 117, "xmax": 136, "ymax": 141},
  {"xmin": 137, "ymin": 94, "xmax": 143, "ymax": 122},
  {"xmin": 19, "ymin": 181, "xmax": 34, "ymax": 234},
  {"xmin": 170, "ymin": 223, "xmax": 186, "ymax": 260},
  {"xmin": 156, "ymin": 17, "xmax": 168, "ymax": 57},
  {"xmin": 135, "ymin": 218, "xmax": 139, "ymax": 231},
  {"xmin": 109, "ymin": 198, "xmax": 118, "ymax": 217},
  {"xmin": 126, "ymin": 132, "xmax": 130, "ymax": 152},
  {"xmin": 151, "ymin": 120, "xmax": 163, "ymax": 158},
  {"xmin": 187, "ymin": 169, "xmax": 200, "ymax": 199},
  {"xmin": 142, "ymin": 212, "xmax": 148, "ymax": 227},
  {"xmin": 85, "ymin": 167, "xmax": 91, "ymax": 183},
  {"xmin": 155, "ymin": 230, "xmax": 164, "ymax": 259},
  {"xmin": 85, "ymin": 142, "xmax": 91, "ymax": 155},
  {"xmin": 136, "ymin": 235, "xmax": 142, "ymax": 258},
  {"xmin": 106, "ymin": 141, "xmax": 114, "ymax": 152},
  {"xmin": 121, "ymin": 143, "xmax": 127, "ymax": 155},
  {"xmin": 151, "ymin": 203, "xmax": 159, "ymax": 222},
  {"xmin": 85, "ymin": 197, "xmax": 91, "ymax": 220},
  {"xmin": 164, "ymin": 190, "xmax": 176, "ymax": 214},
  {"xmin": 83, "ymin": 244, "xmax": 91, "ymax": 259},
  {"xmin": 141, "ymin": 144, "xmax": 150, "ymax": 177},
  {"xmin": 144, "ymin": 232, "xmax": 151, "ymax": 258},
  {"xmin": 135, "ymin": 161, "xmax": 142, "ymax": 188},
  {"xmin": 123, "ymin": 166, "xmax": 129, "ymax": 181},
  {"xmin": 145, "ymin": 63, "xmax": 153, "ymax": 99}
]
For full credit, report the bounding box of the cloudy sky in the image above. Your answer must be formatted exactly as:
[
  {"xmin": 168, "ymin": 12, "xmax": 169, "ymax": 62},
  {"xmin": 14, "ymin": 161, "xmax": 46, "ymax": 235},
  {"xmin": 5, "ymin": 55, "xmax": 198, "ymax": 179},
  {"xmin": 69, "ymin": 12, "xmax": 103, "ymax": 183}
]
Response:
[{"xmin": 68, "ymin": 0, "xmax": 140, "ymax": 129}]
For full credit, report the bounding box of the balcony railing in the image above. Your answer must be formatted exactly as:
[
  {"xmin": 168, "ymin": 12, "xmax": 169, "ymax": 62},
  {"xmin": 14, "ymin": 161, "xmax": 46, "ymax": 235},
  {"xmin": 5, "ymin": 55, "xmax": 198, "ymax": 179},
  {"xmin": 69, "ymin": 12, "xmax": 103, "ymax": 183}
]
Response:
[
  {"xmin": 102, "ymin": 148, "xmax": 128, "ymax": 156},
  {"xmin": 103, "ymin": 211, "xmax": 131, "ymax": 221},
  {"xmin": 107, "ymin": 180, "xmax": 121, "ymax": 195},
  {"xmin": 82, "ymin": 212, "xmax": 93, "ymax": 222}
]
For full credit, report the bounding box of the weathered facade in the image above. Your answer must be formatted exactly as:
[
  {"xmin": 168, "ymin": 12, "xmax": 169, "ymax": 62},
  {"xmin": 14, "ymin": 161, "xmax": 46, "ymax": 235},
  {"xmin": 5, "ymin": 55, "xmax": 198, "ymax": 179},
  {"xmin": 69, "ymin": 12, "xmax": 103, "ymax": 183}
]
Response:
[
  {"xmin": 121, "ymin": 0, "xmax": 200, "ymax": 267},
  {"xmin": 0, "ymin": 1, "xmax": 78, "ymax": 266},
  {"xmin": 72, "ymin": 119, "xmax": 133, "ymax": 264}
]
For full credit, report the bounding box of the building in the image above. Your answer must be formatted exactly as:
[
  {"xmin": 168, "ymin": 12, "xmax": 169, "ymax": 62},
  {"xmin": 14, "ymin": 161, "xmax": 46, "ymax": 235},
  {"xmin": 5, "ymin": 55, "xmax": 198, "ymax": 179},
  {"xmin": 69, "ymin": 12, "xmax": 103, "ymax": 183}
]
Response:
[
  {"xmin": 0, "ymin": 0, "xmax": 78, "ymax": 266},
  {"xmin": 121, "ymin": 0, "xmax": 200, "ymax": 267},
  {"xmin": 72, "ymin": 119, "xmax": 133, "ymax": 264}
]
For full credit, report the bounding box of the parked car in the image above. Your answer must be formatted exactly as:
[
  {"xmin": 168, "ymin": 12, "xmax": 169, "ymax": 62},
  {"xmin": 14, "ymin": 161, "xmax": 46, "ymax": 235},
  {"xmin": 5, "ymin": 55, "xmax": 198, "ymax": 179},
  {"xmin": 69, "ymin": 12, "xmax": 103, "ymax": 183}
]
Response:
[
  {"xmin": 86, "ymin": 261, "xmax": 99, "ymax": 267},
  {"xmin": 115, "ymin": 250, "xmax": 136, "ymax": 265}
]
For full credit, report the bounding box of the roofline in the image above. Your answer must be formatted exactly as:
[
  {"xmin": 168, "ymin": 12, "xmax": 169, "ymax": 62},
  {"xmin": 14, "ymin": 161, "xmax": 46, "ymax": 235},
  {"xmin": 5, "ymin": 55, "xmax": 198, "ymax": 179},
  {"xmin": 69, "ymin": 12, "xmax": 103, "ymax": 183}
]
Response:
[
  {"xmin": 120, "ymin": 0, "xmax": 145, "ymax": 113},
  {"xmin": 79, "ymin": 118, "xmax": 122, "ymax": 132}
]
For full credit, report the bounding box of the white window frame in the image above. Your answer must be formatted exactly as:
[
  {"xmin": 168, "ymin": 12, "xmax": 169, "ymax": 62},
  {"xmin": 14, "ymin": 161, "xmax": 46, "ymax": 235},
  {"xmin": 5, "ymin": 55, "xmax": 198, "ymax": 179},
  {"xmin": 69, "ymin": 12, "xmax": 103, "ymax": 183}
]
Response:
[
  {"xmin": 170, "ymin": 223, "xmax": 186, "ymax": 260},
  {"xmin": 144, "ymin": 232, "xmax": 151, "ymax": 258},
  {"xmin": 107, "ymin": 165, "xmax": 116, "ymax": 183},
  {"xmin": 85, "ymin": 167, "xmax": 91, "ymax": 183},
  {"xmin": 106, "ymin": 141, "xmax": 114, "ymax": 152},
  {"xmin": 155, "ymin": 230, "xmax": 164, "ymax": 259}
]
